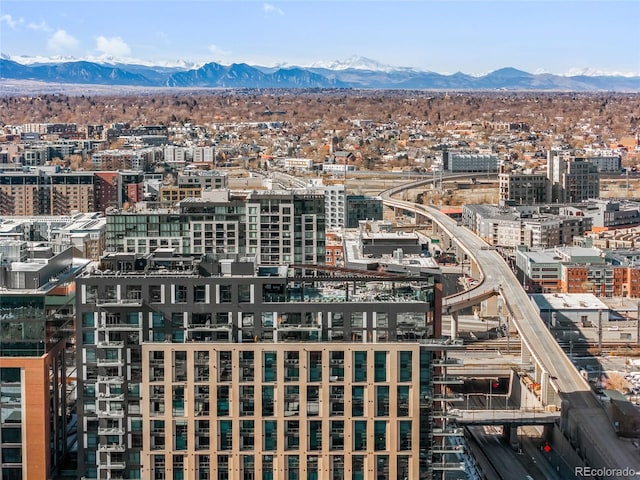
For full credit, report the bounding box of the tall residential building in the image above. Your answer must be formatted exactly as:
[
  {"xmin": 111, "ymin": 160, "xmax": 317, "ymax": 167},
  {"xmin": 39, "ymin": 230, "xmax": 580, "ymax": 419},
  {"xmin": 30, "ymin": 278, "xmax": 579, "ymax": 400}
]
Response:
[
  {"xmin": 50, "ymin": 172, "xmax": 96, "ymax": 215},
  {"xmin": 323, "ymin": 185, "xmax": 383, "ymax": 229},
  {"xmin": 106, "ymin": 189, "xmax": 325, "ymax": 265},
  {"xmin": 0, "ymin": 170, "xmax": 144, "ymax": 215},
  {"xmin": 0, "ymin": 173, "xmax": 44, "ymax": 216},
  {"xmin": 0, "ymin": 244, "xmax": 88, "ymax": 479},
  {"xmin": 547, "ymin": 152, "xmax": 600, "ymax": 203},
  {"xmin": 75, "ymin": 253, "xmax": 462, "ymax": 480},
  {"xmin": 498, "ymin": 172, "xmax": 550, "ymax": 206}
]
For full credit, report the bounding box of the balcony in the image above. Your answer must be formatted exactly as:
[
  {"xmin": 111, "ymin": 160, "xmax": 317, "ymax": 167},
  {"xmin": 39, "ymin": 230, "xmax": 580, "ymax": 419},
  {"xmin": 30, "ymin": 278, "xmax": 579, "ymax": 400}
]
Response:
[
  {"xmin": 431, "ymin": 462, "xmax": 466, "ymax": 471},
  {"xmin": 96, "ymin": 298, "xmax": 143, "ymax": 308},
  {"xmin": 97, "ymin": 358, "xmax": 125, "ymax": 367},
  {"xmin": 103, "ymin": 461, "xmax": 126, "ymax": 470},
  {"xmin": 430, "ymin": 427, "xmax": 464, "ymax": 437},
  {"xmin": 98, "ymin": 426, "xmax": 125, "ymax": 435},
  {"xmin": 97, "ymin": 375, "xmax": 125, "ymax": 384},
  {"xmin": 430, "ymin": 445, "xmax": 464, "ymax": 454},
  {"xmin": 97, "ymin": 341, "xmax": 125, "ymax": 348},
  {"xmin": 98, "ymin": 443, "xmax": 126, "ymax": 452},
  {"xmin": 98, "ymin": 409, "xmax": 125, "ymax": 419},
  {"xmin": 97, "ymin": 392, "xmax": 125, "ymax": 401},
  {"xmin": 97, "ymin": 322, "xmax": 140, "ymax": 331}
]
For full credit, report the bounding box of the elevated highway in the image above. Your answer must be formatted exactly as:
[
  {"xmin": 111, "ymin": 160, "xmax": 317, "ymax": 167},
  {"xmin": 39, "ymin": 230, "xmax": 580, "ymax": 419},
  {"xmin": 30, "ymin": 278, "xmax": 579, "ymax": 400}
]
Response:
[{"xmin": 381, "ymin": 181, "xmax": 640, "ymax": 476}]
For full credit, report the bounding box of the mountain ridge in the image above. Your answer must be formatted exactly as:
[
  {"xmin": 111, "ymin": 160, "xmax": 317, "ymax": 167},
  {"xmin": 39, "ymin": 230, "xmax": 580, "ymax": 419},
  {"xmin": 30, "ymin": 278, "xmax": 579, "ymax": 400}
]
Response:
[{"xmin": 1, "ymin": 56, "xmax": 639, "ymax": 91}]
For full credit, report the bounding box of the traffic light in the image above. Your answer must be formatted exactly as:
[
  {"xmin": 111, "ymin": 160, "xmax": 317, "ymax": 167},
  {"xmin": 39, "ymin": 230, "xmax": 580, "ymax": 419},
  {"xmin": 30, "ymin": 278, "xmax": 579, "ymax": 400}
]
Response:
[{"xmin": 543, "ymin": 442, "xmax": 552, "ymax": 453}]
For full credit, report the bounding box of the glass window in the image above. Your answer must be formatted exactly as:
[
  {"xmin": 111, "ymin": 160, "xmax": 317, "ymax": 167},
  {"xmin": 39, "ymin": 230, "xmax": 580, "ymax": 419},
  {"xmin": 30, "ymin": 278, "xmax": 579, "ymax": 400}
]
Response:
[
  {"xmin": 194, "ymin": 285, "xmax": 206, "ymax": 303},
  {"xmin": 374, "ymin": 421, "xmax": 386, "ymax": 451},
  {"xmin": 217, "ymin": 386, "xmax": 229, "ymax": 416},
  {"xmin": 239, "ymin": 386, "xmax": 254, "ymax": 416},
  {"xmin": 352, "ymin": 386, "xmax": 364, "ymax": 417},
  {"xmin": 308, "ymin": 351, "xmax": 322, "ymax": 382},
  {"xmin": 309, "ymin": 421, "xmax": 322, "ymax": 451},
  {"xmin": 376, "ymin": 386, "xmax": 389, "ymax": 417},
  {"xmin": 352, "ymin": 455, "xmax": 365, "ymax": 480},
  {"xmin": 353, "ymin": 421, "xmax": 367, "ymax": 451},
  {"xmin": 239, "ymin": 284, "xmax": 251, "ymax": 303},
  {"xmin": 219, "ymin": 421, "xmax": 232, "ymax": 450},
  {"xmin": 219, "ymin": 285, "xmax": 232, "ymax": 303},
  {"xmin": 399, "ymin": 351, "xmax": 412, "ymax": 382},
  {"xmin": 262, "ymin": 386, "xmax": 275, "ymax": 417},
  {"xmin": 353, "ymin": 351, "xmax": 367, "ymax": 382},
  {"xmin": 264, "ymin": 421, "xmax": 277, "ymax": 451},
  {"xmin": 374, "ymin": 351, "xmax": 387, "ymax": 382},
  {"xmin": 399, "ymin": 421, "xmax": 412, "ymax": 450},
  {"xmin": 397, "ymin": 386, "xmax": 410, "ymax": 417}
]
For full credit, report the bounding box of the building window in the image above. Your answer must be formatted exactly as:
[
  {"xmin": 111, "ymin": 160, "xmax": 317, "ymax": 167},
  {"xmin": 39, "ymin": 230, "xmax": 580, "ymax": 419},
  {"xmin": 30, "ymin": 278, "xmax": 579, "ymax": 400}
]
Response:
[
  {"xmin": 285, "ymin": 421, "xmax": 300, "ymax": 450},
  {"xmin": 399, "ymin": 421, "xmax": 412, "ymax": 450},
  {"xmin": 353, "ymin": 420, "xmax": 367, "ymax": 451},
  {"xmin": 353, "ymin": 351, "xmax": 367, "ymax": 382},
  {"xmin": 376, "ymin": 386, "xmax": 389, "ymax": 417},
  {"xmin": 397, "ymin": 386, "xmax": 410, "ymax": 417},
  {"xmin": 374, "ymin": 351, "xmax": 387, "ymax": 382},
  {"xmin": 194, "ymin": 285, "xmax": 207, "ymax": 303},
  {"xmin": 308, "ymin": 351, "xmax": 322, "ymax": 382},
  {"xmin": 398, "ymin": 351, "xmax": 412, "ymax": 382},
  {"xmin": 264, "ymin": 421, "xmax": 277, "ymax": 451},
  {"xmin": 309, "ymin": 420, "xmax": 322, "ymax": 450}
]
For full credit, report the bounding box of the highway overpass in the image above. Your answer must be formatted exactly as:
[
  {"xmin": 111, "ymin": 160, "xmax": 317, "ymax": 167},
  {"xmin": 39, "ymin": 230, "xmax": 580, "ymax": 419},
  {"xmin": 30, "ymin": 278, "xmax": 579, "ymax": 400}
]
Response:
[{"xmin": 380, "ymin": 181, "xmax": 640, "ymax": 477}]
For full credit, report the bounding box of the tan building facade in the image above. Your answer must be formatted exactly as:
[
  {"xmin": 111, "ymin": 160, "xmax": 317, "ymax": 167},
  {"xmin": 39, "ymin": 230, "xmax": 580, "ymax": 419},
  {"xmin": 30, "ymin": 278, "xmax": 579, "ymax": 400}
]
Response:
[{"xmin": 140, "ymin": 342, "xmax": 425, "ymax": 480}]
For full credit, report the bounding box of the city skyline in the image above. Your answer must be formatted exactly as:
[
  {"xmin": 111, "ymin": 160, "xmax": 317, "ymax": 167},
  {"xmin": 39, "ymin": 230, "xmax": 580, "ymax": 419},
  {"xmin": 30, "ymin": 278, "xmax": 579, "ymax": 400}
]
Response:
[{"xmin": 1, "ymin": 0, "xmax": 639, "ymax": 76}]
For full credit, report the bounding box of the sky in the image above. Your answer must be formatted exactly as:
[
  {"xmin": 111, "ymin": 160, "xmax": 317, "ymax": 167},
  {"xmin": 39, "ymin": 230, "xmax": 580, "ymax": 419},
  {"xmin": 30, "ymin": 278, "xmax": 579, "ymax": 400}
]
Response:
[{"xmin": 1, "ymin": 0, "xmax": 639, "ymax": 76}]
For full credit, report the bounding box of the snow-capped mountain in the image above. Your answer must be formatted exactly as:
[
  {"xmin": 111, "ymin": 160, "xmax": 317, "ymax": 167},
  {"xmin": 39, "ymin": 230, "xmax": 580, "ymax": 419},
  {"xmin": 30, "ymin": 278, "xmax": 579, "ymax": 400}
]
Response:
[
  {"xmin": 1, "ymin": 53, "xmax": 639, "ymax": 91},
  {"xmin": 307, "ymin": 55, "xmax": 411, "ymax": 72}
]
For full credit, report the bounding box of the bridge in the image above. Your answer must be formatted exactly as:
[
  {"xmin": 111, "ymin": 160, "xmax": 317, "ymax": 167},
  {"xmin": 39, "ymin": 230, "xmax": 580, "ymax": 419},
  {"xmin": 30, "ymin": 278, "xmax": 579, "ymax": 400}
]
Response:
[
  {"xmin": 380, "ymin": 180, "xmax": 640, "ymax": 477},
  {"xmin": 453, "ymin": 409, "xmax": 560, "ymax": 426}
]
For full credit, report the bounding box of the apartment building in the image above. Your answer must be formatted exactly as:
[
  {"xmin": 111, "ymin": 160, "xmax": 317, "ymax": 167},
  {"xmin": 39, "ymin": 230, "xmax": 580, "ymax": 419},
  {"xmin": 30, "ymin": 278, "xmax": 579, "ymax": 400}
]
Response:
[
  {"xmin": 0, "ymin": 245, "xmax": 88, "ymax": 480},
  {"xmin": 159, "ymin": 171, "xmax": 229, "ymax": 205},
  {"xmin": 498, "ymin": 172, "xmax": 550, "ymax": 206},
  {"xmin": 91, "ymin": 149, "xmax": 155, "ymax": 171},
  {"xmin": 0, "ymin": 170, "xmax": 144, "ymax": 216},
  {"xmin": 0, "ymin": 173, "xmax": 44, "ymax": 216},
  {"xmin": 463, "ymin": 205, "xmax": 591, "ymax": 249},
  {"xmin": 75, "ymin": 253, "xmax": 462, "ymax": 480},
  {"xmin": 49, "ymin": 172, "xmax": 96, "ymax": 215},
  {"xmin": 516, "ymin": 245, "xmax": 640, "ymax": 296},
  {"xmin": 106, "ymin": 189, "xmax": 325, "ymax": 265},
  {"xmin": 547, "ymin": 153, "xmax": 600, "ymax": 203},
  {"xmin": 442, "ymin": 150, "xmax": 499, "ymax": 173}
]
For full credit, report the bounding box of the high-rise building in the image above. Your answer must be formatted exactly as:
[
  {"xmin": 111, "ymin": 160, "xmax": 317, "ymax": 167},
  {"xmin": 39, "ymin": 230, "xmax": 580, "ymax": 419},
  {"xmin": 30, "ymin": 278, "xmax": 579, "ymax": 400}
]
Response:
[
  {"xmin": 106, "ymin": 189, "xmax": 325, "ymax": 265},
  {"xmin": 75, "ymin": 253, "xmax": 463, "ymax": 480},
  {"xmin": 0, "ymin": 244, "xmax": 88, "ymax": 479},
  {"xmin": 498, "ymin": 172, "xmax": 550, "ymax": 206},
  {"xmin": 547, "ymin": 152, "xmax": 600, "ymax": 203}
]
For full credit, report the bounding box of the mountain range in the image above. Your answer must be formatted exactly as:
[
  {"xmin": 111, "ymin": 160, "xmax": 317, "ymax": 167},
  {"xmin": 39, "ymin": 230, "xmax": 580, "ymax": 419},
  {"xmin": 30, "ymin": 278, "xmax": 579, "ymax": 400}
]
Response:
[{"xmin": 1, "ymin": 54, "xmax": 639, "ymax": 91}]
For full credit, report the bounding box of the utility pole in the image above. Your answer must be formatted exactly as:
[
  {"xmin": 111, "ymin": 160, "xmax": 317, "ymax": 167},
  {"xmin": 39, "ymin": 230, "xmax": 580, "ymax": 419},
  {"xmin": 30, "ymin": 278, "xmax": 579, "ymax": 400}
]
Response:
[
  {"xmin": 637, "ymin": 302, "xmax": 640, "ymax": 346},
  {"xmin": 598, "ymin": 309, "xmax": 603, "ymax": 353}
]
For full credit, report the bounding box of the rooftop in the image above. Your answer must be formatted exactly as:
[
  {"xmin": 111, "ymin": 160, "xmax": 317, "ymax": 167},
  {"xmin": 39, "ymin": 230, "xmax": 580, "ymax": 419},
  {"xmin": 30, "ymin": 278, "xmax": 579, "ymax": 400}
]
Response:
[{"xmin": 530, "ymin": 293, "xmax": 610, "ymax": 311}]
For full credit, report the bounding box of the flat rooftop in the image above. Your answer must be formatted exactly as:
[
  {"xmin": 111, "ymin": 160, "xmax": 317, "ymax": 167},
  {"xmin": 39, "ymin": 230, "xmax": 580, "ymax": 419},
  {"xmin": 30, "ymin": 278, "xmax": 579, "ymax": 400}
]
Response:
[{"xmin": 531, "ymin": 293, "xmax": 610, "ymax": 311}]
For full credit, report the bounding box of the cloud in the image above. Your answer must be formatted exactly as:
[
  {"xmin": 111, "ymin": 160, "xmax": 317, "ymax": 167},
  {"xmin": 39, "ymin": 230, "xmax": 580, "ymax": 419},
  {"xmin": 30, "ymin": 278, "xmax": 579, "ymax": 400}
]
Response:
[
  {"xmin": 263, "ymin": 3, "xmax": 284, "ymax": 15},
  {"xmin": 28, "ymin": 21, "xmax": 51, "ymax": 32},
  {"xmin": 96, "ymin": 36, "xmax": 131, "ymax": 56},
  {"xmin": 1, "ymin": 14, "xmax": 23, "ymax": 29},
  {"xmin": 48, "ymin": 29, "xmax": 79, "ymax": 52},
  {"xmin": 208, "ymin": 44, "xmax": 232, "ymax": 56}
]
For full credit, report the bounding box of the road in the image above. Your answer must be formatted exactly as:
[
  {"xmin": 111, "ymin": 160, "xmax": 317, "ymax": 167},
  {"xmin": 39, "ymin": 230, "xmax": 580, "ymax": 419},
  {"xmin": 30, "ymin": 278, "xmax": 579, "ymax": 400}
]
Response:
[
  {"xmin": 466, "ymin": 425, "xmax": 535, "ymax": 480},
  {"xmin": 380, "ymin": 184, "xmax": 640, "ymax": 477}
]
